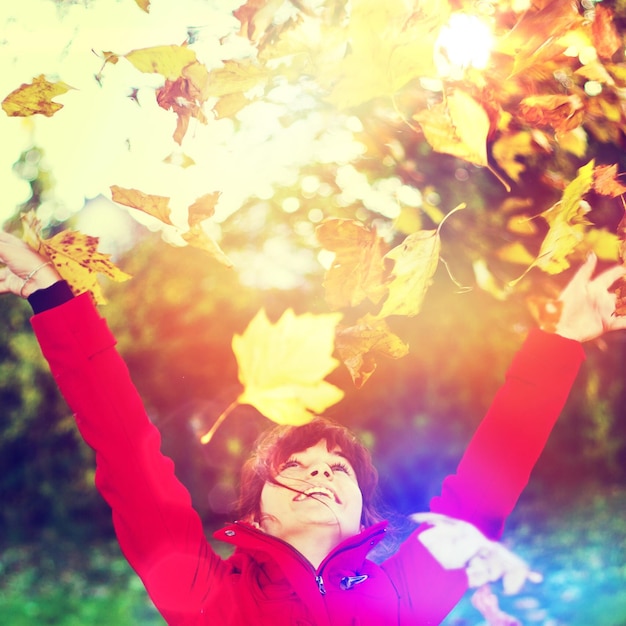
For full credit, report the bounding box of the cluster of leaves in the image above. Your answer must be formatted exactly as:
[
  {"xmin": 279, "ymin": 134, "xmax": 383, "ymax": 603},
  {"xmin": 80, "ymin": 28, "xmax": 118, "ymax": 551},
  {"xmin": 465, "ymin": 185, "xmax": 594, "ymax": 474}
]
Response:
[{"xmin": 4, "ymin": 0, "xmax": 626, "ymax": 431}]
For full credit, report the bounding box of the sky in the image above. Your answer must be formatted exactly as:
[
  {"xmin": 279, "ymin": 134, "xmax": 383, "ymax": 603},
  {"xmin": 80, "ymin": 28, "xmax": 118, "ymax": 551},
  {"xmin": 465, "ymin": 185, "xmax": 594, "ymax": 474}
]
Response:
[
  {"xmin": 0, "ymin": 0, "xmax": 426, "ymax": 285},
  {"xmin": 0, "ymin": 0, "xmax": 357, "ymax": 235}
]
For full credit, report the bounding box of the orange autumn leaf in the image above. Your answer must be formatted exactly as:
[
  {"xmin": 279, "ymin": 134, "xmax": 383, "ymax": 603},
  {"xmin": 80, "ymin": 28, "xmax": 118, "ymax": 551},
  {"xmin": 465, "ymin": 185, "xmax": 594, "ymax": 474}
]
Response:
[
  {"xmin": 316, "ymin": 219, "xmax": 388, "ymax": 310},
  {"xmin": 518, "ymin": 95, "xmax": 584, "ymax": 134},
  {"xmin": 181, "ymin": 223, "xmax": 233, "ymax": 268},
  {"xmin": 134, "ymin": 0, "xmax": 150, "ymax": 12},
  {"xmin": 592, "ymin": 4, "xmax": 621, "ymax": 60},
  {"xmin": 2, "ymin": 75, "xmax": 73, "ymax": 117},
  {"xmin": 110, "ymin": 185, "xmax": 174, "ymax": 225},
  {"xmin": 413, "ymin": 90, "xmax": 490, "ymax": 167},
  {"xmin": 234, "ymin": 0, "xmax": 286, "ymax": 41},
  {"xmin": 21, "ymin": 211, "xmax": 130, "ymax": 305},
  {"xmin": 335, "ymin": 314, "xmax": 409, "ymax": 388},
  {"xmin": 188, "ymin": 192, "xmax": 221, "ymax": 227},
  {"xmin": 593, "ymin": 164, "xmax": 626, "ymax": 198}
]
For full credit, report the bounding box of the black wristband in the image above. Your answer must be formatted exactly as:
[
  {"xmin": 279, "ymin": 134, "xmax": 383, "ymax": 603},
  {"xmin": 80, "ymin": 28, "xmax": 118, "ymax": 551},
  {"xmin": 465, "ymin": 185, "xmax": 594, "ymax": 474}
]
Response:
[{"xmin": 28, "ymin": 280, "xmax": 75, "ymax": 314}]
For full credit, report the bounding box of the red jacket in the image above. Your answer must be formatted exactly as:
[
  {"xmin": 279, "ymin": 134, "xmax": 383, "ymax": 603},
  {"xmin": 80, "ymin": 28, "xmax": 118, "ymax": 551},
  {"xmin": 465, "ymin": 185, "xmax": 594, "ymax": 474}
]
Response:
[{"xmin": 31, "ymin": 293, "xmax": 585, "ymax": 625}]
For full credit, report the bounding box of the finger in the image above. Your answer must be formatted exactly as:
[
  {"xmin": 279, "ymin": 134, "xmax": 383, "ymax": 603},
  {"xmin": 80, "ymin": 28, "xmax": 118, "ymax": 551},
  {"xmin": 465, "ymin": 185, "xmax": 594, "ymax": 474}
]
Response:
[
  {"xmin": 571, "ymin": 252, "xmax": 598, "ymax": 285},
  {"xmin": 593, "ymin": 263, "xmax": 626, "ymax": 291},
  {"xmin": 607, "ymin": 312, "xmax": 626, "ymax": 331}
]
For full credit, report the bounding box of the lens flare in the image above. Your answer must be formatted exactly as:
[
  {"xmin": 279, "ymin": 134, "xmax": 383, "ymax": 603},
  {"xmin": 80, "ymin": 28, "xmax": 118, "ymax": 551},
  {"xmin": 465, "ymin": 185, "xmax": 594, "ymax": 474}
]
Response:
[{"xmin": 435, "ymin": 14, "xmax": 495, "ymax": 76}]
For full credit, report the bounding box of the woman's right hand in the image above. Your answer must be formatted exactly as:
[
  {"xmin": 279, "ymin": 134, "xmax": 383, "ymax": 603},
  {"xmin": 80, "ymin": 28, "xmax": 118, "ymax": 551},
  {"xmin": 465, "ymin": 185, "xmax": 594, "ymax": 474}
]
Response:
[{"xmin": 0, "ymin": 230, "xmax": 62, "ymax": 298}]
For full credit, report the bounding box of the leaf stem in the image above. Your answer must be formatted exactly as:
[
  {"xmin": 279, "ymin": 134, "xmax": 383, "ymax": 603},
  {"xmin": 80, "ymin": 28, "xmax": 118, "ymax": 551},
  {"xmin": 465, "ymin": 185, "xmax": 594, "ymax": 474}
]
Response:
[{"xmin": 200, "ymin": 399, "xmax": 240, "ymax": 445}]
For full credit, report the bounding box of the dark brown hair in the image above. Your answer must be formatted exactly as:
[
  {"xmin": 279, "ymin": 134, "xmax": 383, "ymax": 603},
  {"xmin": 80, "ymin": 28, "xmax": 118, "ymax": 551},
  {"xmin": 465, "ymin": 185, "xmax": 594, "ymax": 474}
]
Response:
[{"xmin": 238, "ymin": 417, "xmax": 382, "ymax": 527}]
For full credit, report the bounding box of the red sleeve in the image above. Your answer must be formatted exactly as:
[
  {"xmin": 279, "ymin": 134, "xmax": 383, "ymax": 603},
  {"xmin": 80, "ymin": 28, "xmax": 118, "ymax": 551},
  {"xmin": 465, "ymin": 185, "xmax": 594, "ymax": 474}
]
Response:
[
  {"xmin": 31, "ymin": 293, "xmax": 225, "ymax": 624},
  {"xmin": 381, "ymin": 330, "xmax": 585, "ymax": 624},
  {"xmin": 430, "ymin": 328, "xmax": 585, "ymax": 539}
]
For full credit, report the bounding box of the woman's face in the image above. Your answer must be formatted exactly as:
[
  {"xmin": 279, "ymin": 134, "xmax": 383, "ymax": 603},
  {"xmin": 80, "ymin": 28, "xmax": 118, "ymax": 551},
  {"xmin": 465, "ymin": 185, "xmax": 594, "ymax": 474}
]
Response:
[{"xmin": 258, "ymin": 439, "xmax": 364, "ymax": 542}]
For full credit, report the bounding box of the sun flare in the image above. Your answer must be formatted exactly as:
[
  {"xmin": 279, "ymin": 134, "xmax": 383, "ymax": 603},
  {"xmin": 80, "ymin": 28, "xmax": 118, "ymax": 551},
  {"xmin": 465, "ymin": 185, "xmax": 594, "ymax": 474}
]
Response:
[{"xmin": 435, "ymin": 13, "xmax": 495, "ymax": 76}]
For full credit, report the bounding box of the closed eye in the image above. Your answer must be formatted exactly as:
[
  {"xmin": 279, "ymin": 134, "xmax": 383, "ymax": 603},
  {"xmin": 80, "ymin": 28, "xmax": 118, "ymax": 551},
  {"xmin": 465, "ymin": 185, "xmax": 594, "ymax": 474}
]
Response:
[{"xmin": 330, "ymin": 462, "xmax": 350, "ymax": 474}]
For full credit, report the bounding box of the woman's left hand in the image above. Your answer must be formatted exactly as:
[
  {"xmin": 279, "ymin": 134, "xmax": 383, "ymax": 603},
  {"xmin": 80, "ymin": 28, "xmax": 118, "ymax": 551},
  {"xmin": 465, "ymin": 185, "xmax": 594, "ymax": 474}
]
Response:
[
  {"xmin": 0, "ymin": 230, "xmax": 61, "ymax": 298},
  {"xmin": 554, "ymin": 254, "xmax": 626, "ymax": 343}
]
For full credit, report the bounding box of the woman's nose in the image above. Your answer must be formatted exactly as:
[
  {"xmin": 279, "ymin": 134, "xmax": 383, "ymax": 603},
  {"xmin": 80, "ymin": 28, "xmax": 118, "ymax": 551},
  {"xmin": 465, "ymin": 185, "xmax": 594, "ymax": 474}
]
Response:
[{"xmin": 309, "ymin": 465, "xmax": 332, "ymax": 479}]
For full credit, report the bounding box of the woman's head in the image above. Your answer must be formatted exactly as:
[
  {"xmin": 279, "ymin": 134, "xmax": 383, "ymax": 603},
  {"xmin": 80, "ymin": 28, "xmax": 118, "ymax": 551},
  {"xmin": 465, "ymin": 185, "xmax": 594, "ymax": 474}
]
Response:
[{"xmin": 238, "ymin": 417, "xmax": 381, "ymax": 528}]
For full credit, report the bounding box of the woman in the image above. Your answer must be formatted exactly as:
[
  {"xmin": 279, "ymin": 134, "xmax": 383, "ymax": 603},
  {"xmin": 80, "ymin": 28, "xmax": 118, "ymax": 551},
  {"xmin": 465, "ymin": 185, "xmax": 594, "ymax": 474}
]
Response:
[{"xmin": 1, "ymin": 228, "xmax": 625, "ymax": 625}]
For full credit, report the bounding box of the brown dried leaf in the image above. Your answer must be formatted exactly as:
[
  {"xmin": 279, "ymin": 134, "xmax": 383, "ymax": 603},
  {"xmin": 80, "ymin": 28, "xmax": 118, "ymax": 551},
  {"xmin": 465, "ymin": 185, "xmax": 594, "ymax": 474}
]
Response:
[
  {"xmin": 188, "ymin": 192, "xmax": 221, "ymax": 227},
  {"xmin": 316, "ymin": 219, "xmax": 388, "ymax": 310},
  {"xmin": 134, "ymin": 0, "xmax": 150, "ymax": 12},
  {"xmin": 335, "ymin": 315, "xmax": 409, "ymax": 388},
  {"xmin": 518, "ymin": 94, "xmax": 584, "ymax": 134},
  {"xmin": 181, "ymin": 223, "xmax": 233, "ymax": 268},
  {"xmin": 110, "ymin": 185, "xmax": 174, "ymax": 225}
]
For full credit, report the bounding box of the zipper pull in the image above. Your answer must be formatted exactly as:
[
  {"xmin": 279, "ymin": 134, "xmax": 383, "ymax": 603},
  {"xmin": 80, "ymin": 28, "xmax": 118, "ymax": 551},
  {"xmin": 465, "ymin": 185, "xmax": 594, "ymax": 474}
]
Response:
[{"xmin": 315, "ymin": 574, "xmax": 327, "ymax": 595}]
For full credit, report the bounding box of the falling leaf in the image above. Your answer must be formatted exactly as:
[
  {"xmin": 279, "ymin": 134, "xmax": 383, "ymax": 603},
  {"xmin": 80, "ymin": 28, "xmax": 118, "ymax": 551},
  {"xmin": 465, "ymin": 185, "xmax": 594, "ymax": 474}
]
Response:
[
  {"xmin": 213, "ymin": 91, "xmax": 252, "ymax": 120},
  {"xmin": 124, "ymin": 45, "xmax": 197, "ymax": 81},
  {"xmin": 325, "ymin": 0, "xmax": 445, "ymax": 109},
  {"xmin": 316, "ymin": 219, "xmax": 388, "ymax": 310},
  {"xmin": 586, "ymin": 228, "xmax": 619, "ymax": 261},
  {"xmin": 156, "ymin": 64, "xmax": 210, "ymax": 144},
  {"xmin": 592, "ymin": 4, "xmax": 621, "ymax": 60},
  {"xmin": 110, "ymin": 185, "xmax": 174, "ymax": 225},
  {"xmin": 163, "ymin": 152, "xmax": 196, "ymax": 168},
  {"xmin": 335, "ymin": 314, "xmax": 408, "ymax": 388},
  {"xmin": 593, "ymin": 164, "xmax": 626, "ymax": 198},
  {"xmin": 414, "ymin": 90, "xmax": 490, "ymax": 167},
  {"xmin": 181, "ymin": 223, "xmax": 233, "ymax": 268},
  {"xmin": 134, "ymin": 0, "xmax": 150, "ymax": 12},
  {"xmin": 518, "ymin": 94, "xmax": 584, "ymax": 135},
  {"xmin": 188, "ymin": 192, "xmax": 221, "ymax": 227},
  {"xmin": 21, "ymin": 211, "xmax": 130, "ymax": 305},
  {"xmin": 375, "ymin": 228, "xmax": 440, "ymax": 319},
  {"xmin": 496, "ymin": 0, "xmax": 582, "ymax": 75},
  {"xmin": 492, "ymin": 132, "xmax": 535, "ymax": 182},
  {"xmin": 497, "ymin": 242, "xmax": 536, "ymax": 266},
  {"xmin": 533, "ymin": 160, "xmax": 594, "ymax": 275},
  {"xmin": 232, "ymin": 308, "xmax": 344, "ymax": 425},
  {"xmin": 2, "ymin": 75, "xmax": 73, "ymax": 117},
  {"xmin": 234, "ymin": 0, "xmax": 286, "ymax": 42},
  {"xmin": 204, "ymin": 60, "xmax": 270, "ymax": 99}
]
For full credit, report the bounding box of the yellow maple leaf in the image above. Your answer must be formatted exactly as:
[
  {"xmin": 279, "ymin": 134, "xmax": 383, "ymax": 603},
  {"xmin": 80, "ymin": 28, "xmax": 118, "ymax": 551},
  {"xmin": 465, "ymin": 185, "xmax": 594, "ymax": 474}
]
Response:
[
  {"xmin": 124, "ymin": 45, "xmax": 197, "ymax": 81},
  {"xmin": 325, "ymin": 0, "xmax": 445, "ymax": 109},
  {"xmin": 232, "ymin": 308, "xmax": 344, "ymax": 426},
  {"xmin": 414, "ymin": 90, "xmax": 490, "ymax": 167},
  {"xmin": 21, "ymin": 212, "xmax": 131, "ymax": 305},
  {"xmin": 110, "ymin": 185, "xmax": 174, "ymax": 225},
  {"xmin": 2, "ymin": 75, "xmax": 73, "ymax": 118}
]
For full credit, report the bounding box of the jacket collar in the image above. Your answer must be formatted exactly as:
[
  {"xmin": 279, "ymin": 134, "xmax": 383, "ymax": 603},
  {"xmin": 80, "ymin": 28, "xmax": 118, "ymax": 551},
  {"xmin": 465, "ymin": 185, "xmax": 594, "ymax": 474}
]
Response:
[{"xmin": 213, "ymin": 520, "xmax": 388, "ymax": 577}]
